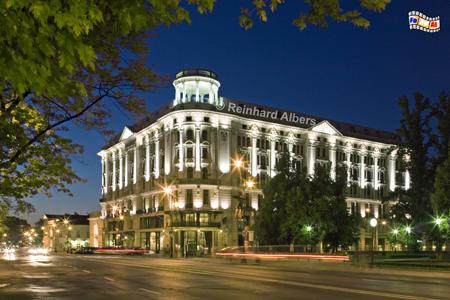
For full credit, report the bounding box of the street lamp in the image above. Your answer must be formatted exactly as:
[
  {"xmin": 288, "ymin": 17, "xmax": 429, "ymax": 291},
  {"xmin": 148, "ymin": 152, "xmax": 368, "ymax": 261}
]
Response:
[
  {"xmin": 405, "ymin": 226, "xmax": 412, "ymax": 234},
  {"xmin": 244, "ymin": 179, "xmax": 255, "ymax": 189},
  {"xmin": 434, "ymin": 216, "xmax": 444, "ymax": 258},
  {"xmin": 370, "ymin": 218, "xmax": 377, "ymax": 265}
]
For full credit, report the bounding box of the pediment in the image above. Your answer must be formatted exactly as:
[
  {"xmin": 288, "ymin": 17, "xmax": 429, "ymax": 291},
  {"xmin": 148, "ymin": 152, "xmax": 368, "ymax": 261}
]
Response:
[
  {"xmin": 119, "ymin": 126, "xmax": 134, "ymax": 141},
  {"xmin": 310, "ymin": 120, "xmax": 342, "ymax": 136}
]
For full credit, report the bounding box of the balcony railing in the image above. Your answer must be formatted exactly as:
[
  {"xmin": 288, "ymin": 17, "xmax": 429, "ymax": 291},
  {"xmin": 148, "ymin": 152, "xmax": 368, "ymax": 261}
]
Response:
[{"xmin": 171, "ymin": 221, "xmax": 221, "ymax": 228}]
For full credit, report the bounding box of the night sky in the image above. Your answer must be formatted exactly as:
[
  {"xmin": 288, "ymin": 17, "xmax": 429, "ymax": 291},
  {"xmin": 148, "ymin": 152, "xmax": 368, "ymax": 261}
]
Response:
[{"xmin": 25, "ymin": 1, "xmax": 449, "ymax": 224}]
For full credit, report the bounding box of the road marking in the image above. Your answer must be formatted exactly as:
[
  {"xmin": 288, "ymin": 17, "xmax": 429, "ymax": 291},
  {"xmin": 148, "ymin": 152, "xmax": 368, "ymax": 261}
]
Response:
[
  {"xmin": 82, "ymin": 270, "xmax": 91, "ymax": 273},
  {"xmin": 0, "ymin": 283, "xmax": 9, "ymax": 288},
  {"xmin": 139, "ymin": 288, "xmax": 161, "ymax": 295},
  {"xmin": 84, "ymin": 259, "xmax": 437, "ymax": 300},
  {"xmin": 104, "ymin": 276, "xmax": 115, "ymax": 282}
]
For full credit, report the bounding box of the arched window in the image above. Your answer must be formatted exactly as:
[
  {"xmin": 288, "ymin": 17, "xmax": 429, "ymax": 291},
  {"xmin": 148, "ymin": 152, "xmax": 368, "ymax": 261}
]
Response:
[
  {"xmin": 186, "ymin": 129, "xmax": 194, "ymax": 140},
  {"xmin": 203, "ymin": 94, "xmax": 209, "ymax": 103},
  {"xmin": 201, "ymin": 130, "xmax": 208, "ymax": 141}
]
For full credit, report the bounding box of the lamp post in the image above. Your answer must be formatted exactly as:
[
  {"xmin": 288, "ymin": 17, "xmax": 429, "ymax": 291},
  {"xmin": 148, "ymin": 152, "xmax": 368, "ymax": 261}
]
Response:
[
  {"xmin": 392, "ymin": 228, "xmax": 399, "ymax": 253},
  {"xmin": 163, "ymin": 185, "xmax": 174, "ymax": 257},
  {"xmin": 369, "ymin": 218, "xmax": 377, "ymax": 265},
  {"xmin": 434, "ymin": 216, "xmax": 443, "ymax": 258},
  {"xmin": 305, "ymin": 225, "xmax": 312, "ymax": 252}
]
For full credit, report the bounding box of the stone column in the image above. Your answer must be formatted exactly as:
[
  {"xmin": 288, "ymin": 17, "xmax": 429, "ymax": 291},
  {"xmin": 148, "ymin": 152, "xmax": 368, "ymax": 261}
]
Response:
[
  {"xmin": 119, "ymin": 148, "xmax": 123, "ymax": 189},
  {"xmin": 345, "ymin": 150, "xmax": 351, "ymax": 186},
  {"xmin": 124, "ymin": 150, "xmax": 128, "ymax": 187},
  {"xmin": 208, "ymin": 83, "xmax": 213, "ymax": 104},
  {"xmin": 329, "ymin": 142, "xmax": 337, "ymax": 181},
  {"xmin": 373, "ymin": 154, "xmax": 379, "ymax": 190},
  {"xmin": 307, "ymin": 135, "xmax": 317, "ymax": 176},
  {"xmin": 195, "ymin": 126, "xmax": 201, "ymax": 171},
  {"xmin": 182, "ymin": 83, "xmax": 186, "ymax": 103},
  {"xmin": 389, "ymin": 151, "xmax": 396, "ymax": 191},
  {"xmin": 104, "ymin": 154, "xmax": 109, "ymax": 194},
  {"xmin": 359, "ymin": 150, "xmax": 366, "ymax": 188},
  {"xmin": 179, "ymin": 128, "xmax": 184, "ymax": 172},
  {"xmin": 145, "ymin": 135, "xmax": 150, "ymax": 181},
  {"xmin": 251, "ymin": 137, "xmax": 257, "ymax": 177},
  {"xmin": 133, "ymin": 147, "xmax": 137, "ymax": 184},
  {"xmin": 270, "ymin": 139, "xmax": 276, "ymax": 177},
  {"xmin": 195, "ymin": 81, "xmax": 200, "ymax": 102},
  {"xmin": 112, "ymin": 151, "xmax": 117, "ymax": 191},
  {"xmin": 101, "ymin": 155, "xmax": 105, "ymax": 193},
  {"xmin": 155, "ymin": 132, "xmax": 160, "ymax": 179}
]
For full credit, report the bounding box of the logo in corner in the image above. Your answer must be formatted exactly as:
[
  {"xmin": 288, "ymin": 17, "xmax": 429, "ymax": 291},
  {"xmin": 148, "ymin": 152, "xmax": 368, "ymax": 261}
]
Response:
[
  {"xmin": 409, "ymin": 11, "xmax": 440, "ymax": 33},
  {"xmin": 216, "ymin": 100, "xmax": 226, "ymax": 111}
]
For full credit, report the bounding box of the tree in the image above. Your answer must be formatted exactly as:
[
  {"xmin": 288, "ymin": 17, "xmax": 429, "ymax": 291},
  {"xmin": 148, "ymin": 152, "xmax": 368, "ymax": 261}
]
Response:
[
  {"xmin": 431, "ymin": 147, "xmax": 450, "ymax": 216},
  {"xmin": 240, "ymin": 0, "xmax": 391, "ymax": 31},
  {"xmin": 391, "ymin": 93, "xmax": 434, "ymax": 223},
  {"xmin": 432, "ymin": 93, "xmax": 450, "ymax": 166},
  {"xmin": 256, "ymin": 153, "xmax": 360, "ymax": 252},
  {"xmin": 311, "ymin": 163, "xmax": 360, "ymax": 252},
  {"xmin": 0, "ymin": 0, "xmax": 214, "ymax": 218},
  {"xmin": 2, "ymin": 216, "xmax": 31, "ymax": 245},
  {"xmin": 389, "ymin": 92, "xmax": 450, "ymax": 252}
]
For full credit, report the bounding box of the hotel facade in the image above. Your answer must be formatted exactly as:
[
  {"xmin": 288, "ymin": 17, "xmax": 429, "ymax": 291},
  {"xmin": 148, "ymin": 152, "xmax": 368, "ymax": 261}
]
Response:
[{"xmin": 97, "ymin": 69, "xmax": 409, "ymax": 256}]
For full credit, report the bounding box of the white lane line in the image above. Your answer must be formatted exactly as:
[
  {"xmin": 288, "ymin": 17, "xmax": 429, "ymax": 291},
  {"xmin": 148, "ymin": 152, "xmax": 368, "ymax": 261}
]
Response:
[
  {"xmin": 140, "ymin": 288, "xmax": 161, "ymax": 295},
  {"xmin": 0, "ymin": 283, "xmax": 9, "ymax": 288},
  {"xmin": 104, "ymin": 276, "xmax": 115, "ymax": 282},
  {"xmin": 82, "ymin": 270, "xmax": 91, "ymax": 273}
]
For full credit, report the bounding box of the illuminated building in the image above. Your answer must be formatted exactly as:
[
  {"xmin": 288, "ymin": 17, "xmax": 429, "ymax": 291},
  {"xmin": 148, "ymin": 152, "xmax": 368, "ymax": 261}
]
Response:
[
  {"xmin": 97, "ymin": 69, "xmax": 409, "ymax": 255},
  {"xmin": 42, "ymin": 214, "xmax": 89, "ymax": 252}
]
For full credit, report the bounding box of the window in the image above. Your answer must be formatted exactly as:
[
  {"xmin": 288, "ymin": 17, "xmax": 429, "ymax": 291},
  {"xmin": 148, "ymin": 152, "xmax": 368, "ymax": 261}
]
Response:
[
  {"xmin": 187, "ymin": 167, "xmax": 194, "ymax": 179},
  {"xmin": 199, "ymin": 213, "xmax": 209, "ymax": 225},
  {"xmin": 201, "ymin": 130, "xmax": 208, "ymax": 141},
  {"xmin": 204, "ymin": 117, "xmax": 210, "ymax": 122},
  {"xmin": 203, "ymin": 190, "xmax": 210, "ymax": 206},
  {"xmin": 186, "ymin": 129, "xmax": 194, "ymax": 140},
  {"xmin": 187, "ymin": 147, "xmax": 193, "ymax": 159},
  {"xmin": 186, "ymin": 116, "xmax": 192, "ymax": 122},
  {"xmin": 202, "ymin": 148, "xmax": 208, "ymax": 159},
  {"xmin": 242, "ymin": 124, "xmax": 247, "ymax": 130},
  {"xmin": 201, "ymin": 167, "xmax": 208, "ymax": 179},
  {"xmin": 186, "ymin": 190, "xmax": 193, "ymax": 208}
]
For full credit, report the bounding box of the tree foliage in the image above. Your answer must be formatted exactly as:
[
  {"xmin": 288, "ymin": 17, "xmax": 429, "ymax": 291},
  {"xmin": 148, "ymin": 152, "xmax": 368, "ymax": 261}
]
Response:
[
  {"xmin": 0, "ymin": 0, "xmax": 215, "ymax": 217},
  {"xmin": 389, "ymin": 92, "xmax": 450, "ymax": 250},
  {"xmin": 256, "ymin": 152, "xmax": 360, "ymax": 252},
  {"xmin": 240, "ymin": 0, "xmax": 391, "ymax": 30}
]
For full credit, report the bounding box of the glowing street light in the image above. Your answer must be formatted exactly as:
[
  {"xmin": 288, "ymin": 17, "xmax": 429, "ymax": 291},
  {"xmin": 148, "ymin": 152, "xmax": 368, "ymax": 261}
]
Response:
[
  {"xmin": 119, "ymin": 215, "xmax": 124, "ymax": 221},
  {"xmin": 163, "ymin": 186, "xmax": 173, "ymax": 195},
  {"xmin": 233, "ymin": 158, "xmax": 243, "ymax": 169},
  {"xmin": 369, "ymin": 218, "xmax": 378, "ymax": 228},
  {"xmin": 305, "ymin": 225, "xmax": 312, "ymax": 232},
  {"xmin": 405, "ymin": 226, "xmax": 412, "ymax": 234},
  {"xmin": 63, "ymin": 219, "xmax": 69, "ymax": 225},
  {"xmin": 392, "ymin": 228, "xmax": 399, "ymax": 235},
  {"xmin": 245, "ymin": 179, "xmax": 255, "ymax": 189},
  {"xmin": 434, "ymin": 217, "xmax": 443, "ymax": 226}
]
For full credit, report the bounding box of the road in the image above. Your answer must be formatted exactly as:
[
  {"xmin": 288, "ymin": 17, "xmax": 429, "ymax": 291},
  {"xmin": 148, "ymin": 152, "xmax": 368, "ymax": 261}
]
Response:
[{"xmin": 1, "ymin": 250, "xmax": 450, "ymax": 299}]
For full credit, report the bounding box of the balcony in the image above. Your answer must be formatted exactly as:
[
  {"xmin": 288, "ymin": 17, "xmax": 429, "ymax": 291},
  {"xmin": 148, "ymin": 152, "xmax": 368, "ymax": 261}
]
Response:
[
  {"xmin": 171, "ymin": 220, "xmax": 221, "ymax": 228},
  {"xmin": 176, "ymin": 178, "xmax": 220, "ymax": 185}
]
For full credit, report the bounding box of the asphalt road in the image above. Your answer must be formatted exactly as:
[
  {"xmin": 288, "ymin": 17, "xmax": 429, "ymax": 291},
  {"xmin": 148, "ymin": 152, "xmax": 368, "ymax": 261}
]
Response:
[{"xmin": 1, "ymin": 250, "xmax": 450, "ymax": 299}]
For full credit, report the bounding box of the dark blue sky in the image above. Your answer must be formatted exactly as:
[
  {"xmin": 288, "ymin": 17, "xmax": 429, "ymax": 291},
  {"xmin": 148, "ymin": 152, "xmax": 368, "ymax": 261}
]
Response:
[{"xmin": 25, "ymin": 1, "xmax": 449, "ymax": 224}]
